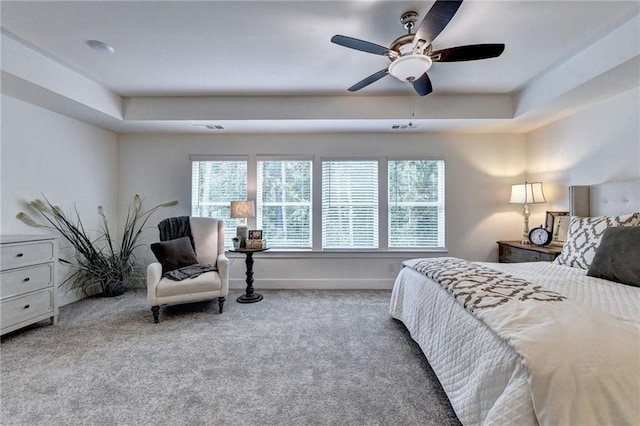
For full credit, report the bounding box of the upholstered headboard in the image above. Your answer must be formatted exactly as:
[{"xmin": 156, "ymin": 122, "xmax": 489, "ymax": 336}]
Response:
[{"xmin": 570, "ymin": 179, "xmax": 640, "ymax": 216}]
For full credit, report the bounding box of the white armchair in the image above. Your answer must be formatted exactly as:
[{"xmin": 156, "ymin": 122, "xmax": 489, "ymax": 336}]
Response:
[{"xmin": 147, "ymin": 217, "xmax": 229, "ymax": 323}]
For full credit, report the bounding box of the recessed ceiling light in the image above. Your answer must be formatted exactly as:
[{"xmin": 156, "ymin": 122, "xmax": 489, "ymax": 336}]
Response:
[{"xmin": 86, "ymin": 40, "xmax": 115, "ymax": 54}]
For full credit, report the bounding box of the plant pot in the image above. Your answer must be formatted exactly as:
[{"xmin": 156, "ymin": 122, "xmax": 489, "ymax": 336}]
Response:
[{"xmin": 103, "ymin": 280, "xmax": 126, "ymax": 297}]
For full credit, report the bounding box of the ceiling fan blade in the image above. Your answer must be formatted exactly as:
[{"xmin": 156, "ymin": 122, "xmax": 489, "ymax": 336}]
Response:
[
  {"xmin": 431, "ymin": 44, "xmax": 505, "ymax": 62},
  {"xmin": 414, "ymin": 0, "xmax": 463, "ymax": 47},
  {"xmin": 348, "ymin": 68, "xmax": 389, "ymax": 92},
  {"xmin": 412, "ymin": 73, "xmax": 433, "ymax": 96},
  {"xmin": 331, "ymin": 35, "xmax": 390, "ymax": 56}
]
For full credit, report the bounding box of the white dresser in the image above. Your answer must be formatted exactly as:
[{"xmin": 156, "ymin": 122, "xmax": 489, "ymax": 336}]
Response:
[{"xmin": 1, "ymin": 235, "xmax": 58, "ymax": 335}]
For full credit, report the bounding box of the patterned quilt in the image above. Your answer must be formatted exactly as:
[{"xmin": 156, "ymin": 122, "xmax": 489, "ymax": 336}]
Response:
[{"xmin": 411, "ymin": 258, "xmax": 566, "ymax": 311}]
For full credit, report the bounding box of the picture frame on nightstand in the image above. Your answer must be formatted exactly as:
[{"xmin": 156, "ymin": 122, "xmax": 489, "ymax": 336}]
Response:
[{"xmin": 545, "ymin": 211, "xmax": 569, "ymax": 246}]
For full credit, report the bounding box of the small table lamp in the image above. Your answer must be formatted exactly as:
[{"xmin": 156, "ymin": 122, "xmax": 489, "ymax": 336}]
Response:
[
  {"xmin": 230, "ymin": 200, "xmax": 255, "ymax": 245},
  {"xmin": 509, "ymin": 182, "xmax": 546, "ymax": 244}
]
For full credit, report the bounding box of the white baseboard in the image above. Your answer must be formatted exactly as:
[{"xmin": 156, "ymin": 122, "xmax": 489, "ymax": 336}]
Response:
[{"xmin": 229, "ymin": 278, "xmax": 394, "ymax": 290}]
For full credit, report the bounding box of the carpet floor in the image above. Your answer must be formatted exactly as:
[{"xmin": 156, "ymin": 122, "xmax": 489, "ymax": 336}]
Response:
[{"xmin": 1, "ymin": 289, "xmax": 460, "ymax": 426}]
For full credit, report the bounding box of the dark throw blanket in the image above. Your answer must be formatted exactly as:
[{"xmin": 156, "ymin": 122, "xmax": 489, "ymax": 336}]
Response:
[
  {"xmin": 162, "ymin": 263, "xmax": 218, "ymax": 281},
  {"xmin": 158, "ymin": 216, "xmax": 194, "ymax": 248}
]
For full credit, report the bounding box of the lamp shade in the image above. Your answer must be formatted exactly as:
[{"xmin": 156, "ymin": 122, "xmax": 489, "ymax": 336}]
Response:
[
  {"xmin": 509, "ymin": 182, "xmax": 546, "ymax": 204},
  {"xmin": 230, "ymin": 200, "xmax": 255, "ymax": 218}
]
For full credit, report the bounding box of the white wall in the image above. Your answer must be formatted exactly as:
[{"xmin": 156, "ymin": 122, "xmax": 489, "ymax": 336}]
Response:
[
  {"xmin": 526, "ymin": 87, "xmax": 640, "ymax": 225},
  {"xmin": 1, "ymin": 95, "xmax": 119, "ymax": 305},
  {"xmin": 118, "ymin": 132, "xmax": 527, "ymax": 289},
  {"xmin": 4, "ymin": 86, "xmax": 637, "ymax": 294}
]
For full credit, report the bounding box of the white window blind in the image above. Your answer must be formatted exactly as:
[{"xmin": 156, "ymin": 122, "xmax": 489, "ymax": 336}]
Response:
[
  {"xmin": 191, "ymin": 159, "xmax": 247, "ymax": 244},
  {"xmin": 388, "ymin": 160, "xmax": 445, "ymax": 248},
  {"xmin": 322, "ymin": 160, "xmax": 379, "ymax": 249},
  {"xmin": 257, "ymin": 160, "xmax": 312, "ymax": 249}
]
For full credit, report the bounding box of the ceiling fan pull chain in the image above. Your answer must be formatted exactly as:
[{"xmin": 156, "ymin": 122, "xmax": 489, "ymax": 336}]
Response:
[{"xmin": 409, "ymin": 87, "xmax": 415, "ymax": 127}]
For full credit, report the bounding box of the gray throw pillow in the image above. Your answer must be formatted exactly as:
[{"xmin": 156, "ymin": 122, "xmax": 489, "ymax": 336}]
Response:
[
  {"xmin": 586, "ymin": 227, "xmax": 640, "ymax": 287},
  {"xmin": 151, "ymin": 236, "xmax": 198, "ymax": 274}
]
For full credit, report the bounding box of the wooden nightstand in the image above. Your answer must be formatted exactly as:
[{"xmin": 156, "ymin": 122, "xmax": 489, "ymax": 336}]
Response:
[{"xmin": 497, "ymin": 241, "xmax": 562, "ymax": 263}]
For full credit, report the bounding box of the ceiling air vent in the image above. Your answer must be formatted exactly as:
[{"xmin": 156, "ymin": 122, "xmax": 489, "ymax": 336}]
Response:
[
  {"xmin": 391, "ymin": 123, "xmax": 419, "ymax": 130},
  {"xmin": 193, "ymin": 124, "xmax": 225, "ymax": 130}
]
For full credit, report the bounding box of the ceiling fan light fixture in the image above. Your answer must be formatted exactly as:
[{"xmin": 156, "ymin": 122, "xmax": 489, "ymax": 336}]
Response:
[{"xmin": 388, "ymin": 55, "xmax": 432, "ymax": 82}]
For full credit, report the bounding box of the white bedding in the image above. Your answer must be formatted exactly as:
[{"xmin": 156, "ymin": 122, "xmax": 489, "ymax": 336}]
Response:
[{"xmin": 389, "ymin": 260, "xmax": 640, "ymax": 426}]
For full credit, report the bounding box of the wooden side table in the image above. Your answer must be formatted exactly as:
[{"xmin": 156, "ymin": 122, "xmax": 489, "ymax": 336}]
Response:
[
  {"xmin": 228, "ymin": 247, "xmax": 269, "ymax": 303},
  {"xmin": 497, "ymin": 241, "xmax": 562, "ymax": 263}
]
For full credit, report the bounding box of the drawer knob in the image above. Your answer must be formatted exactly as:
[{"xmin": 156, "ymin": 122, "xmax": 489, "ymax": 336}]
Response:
[
  {"xmin": 24, "ymin": 304, "xmax": 30, "ymax": 309},
  {"xmin": 16, "ymin": 253, "xmax": 24, "ymax": 257},
  {"xmin": 24, "ymin": 277, "xmax": 30, "ymax": 282}
]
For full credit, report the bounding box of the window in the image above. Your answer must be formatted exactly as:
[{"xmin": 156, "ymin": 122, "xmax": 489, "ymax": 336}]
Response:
[
  {"xmin": 191, "ymin": 158, "xmax": 247, "ymax": 242},
  {"xmin": 191, "ymin": 156, "xmax": 445, "ymax": 251},
  {"xmin": 257, "ymin": 159, "xmax": 312, "ymax": 249},
  {"xmin": 322, "ymin": 160, "xmax": 379, "ymax": 249},
  {"xmin": 388, "ymin": 160, "xmax": 445, "ymax": 248}
]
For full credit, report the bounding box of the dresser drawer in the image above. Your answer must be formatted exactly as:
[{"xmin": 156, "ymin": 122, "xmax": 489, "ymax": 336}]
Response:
[
  {"xmin": 499, "ymin": 245, "xmax": 537, "ymax": 262},
  {"xmin": 1, "ymin": 288, "xmax": 54, "ymax": 328},
  {"xmin": 497, "ymin": 241, "xmax": 561, "ymax": 263},
  {"xmin": 1, "ymin": 241, "xmax": 55, "ymax": 270},
  {"xmin": 1, "ymin": 264, "xmax": 54, "ymax": 299}
]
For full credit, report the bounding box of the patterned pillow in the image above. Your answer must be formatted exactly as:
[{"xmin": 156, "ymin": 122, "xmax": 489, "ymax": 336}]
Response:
[{"xmin": 554, "ymin": 213, "xmax": 640, "ymax": 269}]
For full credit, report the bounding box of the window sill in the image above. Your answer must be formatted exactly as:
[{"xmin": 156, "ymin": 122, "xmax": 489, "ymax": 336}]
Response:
[{"xmin": 226, "ymin": 248, "xmax": 447, "ymax": 259}]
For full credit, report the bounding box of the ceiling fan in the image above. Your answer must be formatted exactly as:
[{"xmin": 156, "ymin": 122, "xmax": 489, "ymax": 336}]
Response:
[{"xmin": 331, "ymin": 0, "xmax": 505, "ymax": 96}]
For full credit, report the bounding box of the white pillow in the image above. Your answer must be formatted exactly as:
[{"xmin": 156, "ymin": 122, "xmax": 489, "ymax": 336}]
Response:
[{"xmin": 554, "ymin": 212, "xmax": 640, "ymax": 269}]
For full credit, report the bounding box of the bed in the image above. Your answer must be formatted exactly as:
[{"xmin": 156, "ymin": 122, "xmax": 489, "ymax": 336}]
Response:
[{"xmin": 389, "ymin": 180, "xmax": 640, "ymax": 426}]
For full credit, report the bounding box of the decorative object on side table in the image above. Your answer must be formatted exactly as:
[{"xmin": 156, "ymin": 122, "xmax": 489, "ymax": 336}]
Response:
[
  {"xmin": 248, "ymin": 229, "xmax": 262, "ymax": 240},
  {"xmin": 229, "ymin": 247, "xmax": 269, "ymax": 303},
  {"xmin": 545, "ymin": 211, "xmax": 570, "ymax": 246},
  {"xmin": 245, "ymin": 239, "xmax": 267, "ymax": 249},
  {"xmin": 509, "ymin": 181, "xmax": 547, "ymax": 244},
  {"xmin": 16, "ymin": 195, "xmax": 177, "ymax": 297},
  {"xmin": 246, "ymin": 229, "xmax": 267, "ymax": 249},
  {"xmin": 528, "ymin": 226, "xmax": 553, "ymax": 246},
  {"xmin": 232, "ymin": 236, "xmax": 241, "ymax": 250},
  {"xmin": 230, "ymin": 200, "xmax": 255, "ymax": 247}
]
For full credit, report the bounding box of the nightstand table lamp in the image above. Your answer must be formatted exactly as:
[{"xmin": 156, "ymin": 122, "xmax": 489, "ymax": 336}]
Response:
[
  {"xmin": 230, "ymin": 200, "xmax": 255, "ymax": 246},
  {"xmin": 509, "ymin": 181, "xmax": 546, "ymax": 244}
]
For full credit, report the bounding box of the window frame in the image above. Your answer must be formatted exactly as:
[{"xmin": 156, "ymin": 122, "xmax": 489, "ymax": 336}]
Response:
[
  {"xmin": 191, "ymin": 154, "xmax": 446, "ymax": 252},
  {"xmin": 387, "ymin": 158, "xmax": 446, "ymax": 250},
  {"xmin": 320, "ymin": 158, "xmax": 380, "ymax": 250},
  {"xmin": 256, "ymin": 155, "xmax": 313, "ymax": 250},
  {"xmin": 190, "ymin": 155, "xmax": 248, "ymax": 246}
]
